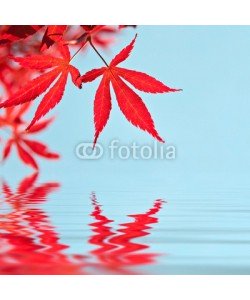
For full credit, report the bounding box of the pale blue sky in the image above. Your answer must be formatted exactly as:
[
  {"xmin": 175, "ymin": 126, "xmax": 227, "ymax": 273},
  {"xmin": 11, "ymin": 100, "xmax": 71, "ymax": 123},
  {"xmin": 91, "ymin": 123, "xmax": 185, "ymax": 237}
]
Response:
[{"xmin": 2, "ymin": 26, "xmax": 250, "ymax": 183}]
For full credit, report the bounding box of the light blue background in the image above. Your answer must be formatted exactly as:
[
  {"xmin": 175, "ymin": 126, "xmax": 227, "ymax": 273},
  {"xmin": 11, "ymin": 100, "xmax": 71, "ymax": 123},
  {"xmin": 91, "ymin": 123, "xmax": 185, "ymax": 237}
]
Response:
[
  {"xmin": 2, "ymin": 26, "xmax": 250, "ymax": 274},
  {"xmin": 2, "ymin": 26, "xmax": 250, "ymax": 181}
]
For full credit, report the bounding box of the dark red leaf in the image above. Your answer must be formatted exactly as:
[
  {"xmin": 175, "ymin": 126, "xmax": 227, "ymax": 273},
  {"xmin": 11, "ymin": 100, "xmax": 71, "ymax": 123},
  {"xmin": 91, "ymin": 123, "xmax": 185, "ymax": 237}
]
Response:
[
  {"xmin": 0, "ymin": 25, "xmax": 43, "ymax": 45},
  {"xmin": 41, "ymin": 26, "xmax": 67, "ymax": 51}
]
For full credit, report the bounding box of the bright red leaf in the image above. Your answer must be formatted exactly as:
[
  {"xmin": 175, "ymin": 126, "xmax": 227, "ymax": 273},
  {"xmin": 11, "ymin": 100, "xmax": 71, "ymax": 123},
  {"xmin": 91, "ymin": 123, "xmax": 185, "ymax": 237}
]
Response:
[
  {"xmin": 0, "ymin": 43, "xmax": 82, "ymax": 130},
  {"xmin": 81, "ymin": 35, "xmax": 181, "ymax": 146},
  {"xmin": 93, "ymin": 73, "xmax": 112, "ymax": 145},
  {"xmin": 1, "ymin": 104, "xmax": 59, "ymax": 170}
]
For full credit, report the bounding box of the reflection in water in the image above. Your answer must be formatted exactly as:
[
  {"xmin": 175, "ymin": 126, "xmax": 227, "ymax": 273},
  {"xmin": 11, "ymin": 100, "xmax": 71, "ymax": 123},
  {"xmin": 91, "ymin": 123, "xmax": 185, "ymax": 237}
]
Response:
[
  {"xmin": 0, "ymin": 173, "xmax": 85, "ymax": 274},
  {"xmin": 0, "ymin": 174, "xmax": 165, "ymax": 274},
  {"xmin": 89, "ymin": 193, "xmax": 165, "ymax": 274}
]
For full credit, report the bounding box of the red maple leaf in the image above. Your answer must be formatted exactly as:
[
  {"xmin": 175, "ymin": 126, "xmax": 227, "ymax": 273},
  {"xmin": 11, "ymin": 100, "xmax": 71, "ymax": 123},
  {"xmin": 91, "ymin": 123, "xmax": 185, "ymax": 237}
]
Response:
[
  {"xmin": 1, "ymin": 104, "xmax": 59, "ymax": 170},
  {"xmin": 80, "ymin": 35, "xmax": 181, "ymax": 145},
  {"xmin": 0, "ymin": 43, "xmax": 82, "ymax": 129}
]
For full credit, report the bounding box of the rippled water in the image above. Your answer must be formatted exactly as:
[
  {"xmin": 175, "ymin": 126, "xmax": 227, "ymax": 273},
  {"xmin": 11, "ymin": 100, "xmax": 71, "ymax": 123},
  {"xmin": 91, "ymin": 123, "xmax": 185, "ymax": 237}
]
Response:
[
  {"xmin": 1, "ymin": 172, "xmax": 250, "ymax": 274},
  {"xmin": 0, "ymin": 173, "xmax": 165, "ymax": 274}
]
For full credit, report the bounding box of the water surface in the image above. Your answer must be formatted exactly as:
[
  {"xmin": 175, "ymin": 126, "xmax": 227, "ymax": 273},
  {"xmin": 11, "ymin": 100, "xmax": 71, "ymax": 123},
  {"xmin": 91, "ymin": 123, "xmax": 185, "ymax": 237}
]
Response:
[{"xmin": 1, "ymin": 172, "xmax": 250, "ymax": 274}]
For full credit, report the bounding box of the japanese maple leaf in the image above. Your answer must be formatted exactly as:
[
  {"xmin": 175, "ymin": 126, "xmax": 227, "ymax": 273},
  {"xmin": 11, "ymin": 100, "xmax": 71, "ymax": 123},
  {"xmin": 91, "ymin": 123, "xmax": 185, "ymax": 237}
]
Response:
[
  {"xmin": 80, "ymin": 35, "xmax": 181, "ymax": 145},
  {"xmin": 2, "ymin": 118, "xmax": 59, "ymax": 170},
  {"xmin": 1, "ymin": 104, "xmax": 59, "ymax": 170},
  {"xmin": 0, "ymin": 43, "xmax": 82, "ymax": 130}
]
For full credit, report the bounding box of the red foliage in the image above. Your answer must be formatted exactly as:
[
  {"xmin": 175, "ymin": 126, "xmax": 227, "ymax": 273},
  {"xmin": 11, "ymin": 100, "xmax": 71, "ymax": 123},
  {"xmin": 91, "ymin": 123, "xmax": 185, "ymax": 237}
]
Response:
[
  {"xmin": 0, "ymin": 177, "xmax": 165, "ymax": 274},
  {"xmin": 0, "ymin": 25, "xmax": 181, "ymax": 169},
  {"xmin": 40, "ymin": 25, "xmax": 67, "ymax": 51},
  {"xmin": 0, "ymin": 174, "xmax": 84, "ymax": 275},
  {"xmin": 1, "ymin": 43, "xmax": 82, "ymax": 129},
  {"xmin": 1, "ymin": 104, "xmax": 59, "ymax": 170},
  {"xmin": 81, "ymin": 35, "xmax": 181, "ymax": 145}
]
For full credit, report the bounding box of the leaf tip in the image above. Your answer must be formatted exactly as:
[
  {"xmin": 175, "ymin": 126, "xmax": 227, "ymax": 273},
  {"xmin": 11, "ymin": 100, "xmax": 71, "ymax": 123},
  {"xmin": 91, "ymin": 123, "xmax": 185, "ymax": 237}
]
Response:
[
  {"xmin": 156, "ymin": 135, "xmax": 165, "ymax": 143},
  {"xmin": 92, "ymin": 135, "xmax": 98, "ymax": 150}
]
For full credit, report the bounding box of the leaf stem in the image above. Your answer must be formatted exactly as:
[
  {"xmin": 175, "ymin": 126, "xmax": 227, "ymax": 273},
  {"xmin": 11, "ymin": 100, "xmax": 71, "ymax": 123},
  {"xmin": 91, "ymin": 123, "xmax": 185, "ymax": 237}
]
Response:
[
  {"xmin": 70, "ymin": 41, "xmax": 87, "ymax": 62},
  {"xmin": 88, "ymin": 39, "xmax": 109, "ymax": 68}
]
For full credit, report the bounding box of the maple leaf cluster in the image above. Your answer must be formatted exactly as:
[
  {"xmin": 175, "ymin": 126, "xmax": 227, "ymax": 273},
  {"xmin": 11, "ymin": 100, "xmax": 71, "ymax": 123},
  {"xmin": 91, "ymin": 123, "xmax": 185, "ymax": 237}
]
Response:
[{"xmin": 0, "ymin": 25, "xmax": 181, "ymax": 170}]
